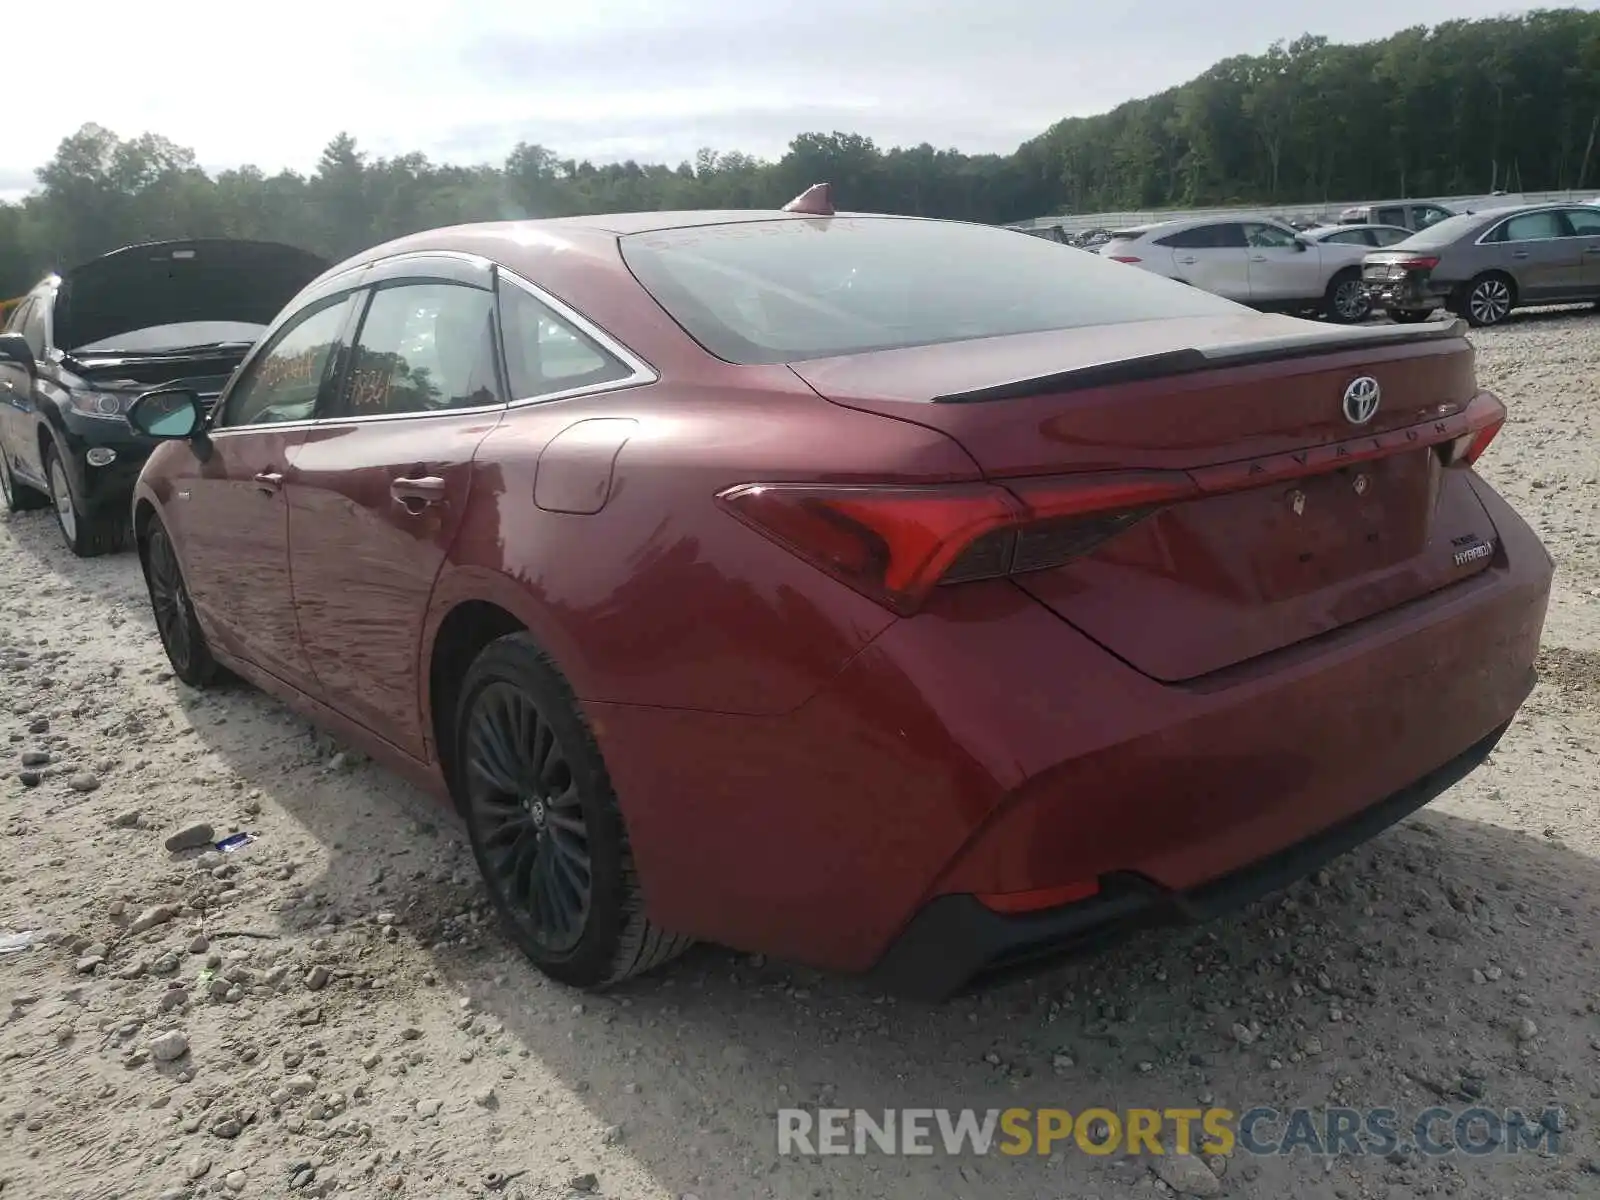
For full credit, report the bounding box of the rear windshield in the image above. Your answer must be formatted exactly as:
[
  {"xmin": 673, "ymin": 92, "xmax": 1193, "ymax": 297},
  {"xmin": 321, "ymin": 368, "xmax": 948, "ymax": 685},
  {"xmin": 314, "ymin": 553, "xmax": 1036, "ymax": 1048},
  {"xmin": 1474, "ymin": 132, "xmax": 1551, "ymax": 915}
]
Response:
[
  {"xmin": 619, "ymin": 216, "xmax": 1244, "ymax": 365},
  {"xmin": 1391, "ymin": 212, "xmax": 1489, "ymax": 248}
]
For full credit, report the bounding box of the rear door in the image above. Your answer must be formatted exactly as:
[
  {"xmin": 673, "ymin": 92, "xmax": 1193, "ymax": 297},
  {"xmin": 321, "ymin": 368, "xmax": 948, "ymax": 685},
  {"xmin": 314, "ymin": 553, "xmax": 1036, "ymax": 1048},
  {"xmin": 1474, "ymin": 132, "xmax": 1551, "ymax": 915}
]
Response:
[
  {"xmin": 1243, "ymin": 221, "xmax": 1324, "ymax": 303},
  {"xmin": 1487, "ymin": 210, "xmax": 1583, "ymax": 299},
  {"xmin": 286, "ymin": 255, "xmax": 506, "ymax": 759},
  {"xmin": 1160, "ymin": 223, "xmax": 1251, "ymax": 299}
]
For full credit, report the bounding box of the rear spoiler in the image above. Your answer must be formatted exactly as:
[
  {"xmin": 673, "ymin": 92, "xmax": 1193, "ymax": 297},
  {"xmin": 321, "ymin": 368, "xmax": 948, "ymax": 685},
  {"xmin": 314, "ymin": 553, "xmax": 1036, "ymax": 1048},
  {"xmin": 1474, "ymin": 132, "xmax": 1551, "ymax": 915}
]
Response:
[{"xmin": 932, "ymin": 318, "xmax": 1469, "ymax": 404}]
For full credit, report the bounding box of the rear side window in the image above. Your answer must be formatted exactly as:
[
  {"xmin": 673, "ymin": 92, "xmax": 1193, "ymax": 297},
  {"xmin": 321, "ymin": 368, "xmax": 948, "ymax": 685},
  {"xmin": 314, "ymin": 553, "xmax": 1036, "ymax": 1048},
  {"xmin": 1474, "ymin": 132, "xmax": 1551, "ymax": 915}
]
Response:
[
  {"xmin": 498, "ymin": 280, "xmax": 635, "ymax": 400},
  {"xmin": 621, "ymin": 218, "xmax": 1244, "ymax": 365},
  {"xmin": 1154, "ymin": 223, "xmax": 1245, "ymax": 250},
  {"xmin": 1493, "ymin": 211, "xmax": 1566, "ymax": 242},
  {"xmin": 343, "ymin": 283, "xmax": 502, "ymax": 417},
  {"xmin": 1374, "ymin": 207, "xmax": 1407, "ymax": 227},
  {"xmin": 1319, "ymin": 229, "xmax": 1371, "ymax": 246},
  {"xmin": 220, "ymin": 295, "xmax": 357, "ymax": 428},
  {"xmin": 1371, "ymin": 227, "xmax": 1411, "ymax": 247}
]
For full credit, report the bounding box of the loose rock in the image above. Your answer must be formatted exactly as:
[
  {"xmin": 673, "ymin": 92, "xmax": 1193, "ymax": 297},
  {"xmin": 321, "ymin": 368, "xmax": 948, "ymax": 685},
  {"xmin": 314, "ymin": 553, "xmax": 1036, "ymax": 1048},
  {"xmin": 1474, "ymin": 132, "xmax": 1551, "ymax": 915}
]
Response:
[
  {"xmin": 164, "ymin": 822, "xmax": 215, "ymax": 853},
  {"xmin": 149, "ymin": 1030, "xmax": 189, "ymax": 1062}
]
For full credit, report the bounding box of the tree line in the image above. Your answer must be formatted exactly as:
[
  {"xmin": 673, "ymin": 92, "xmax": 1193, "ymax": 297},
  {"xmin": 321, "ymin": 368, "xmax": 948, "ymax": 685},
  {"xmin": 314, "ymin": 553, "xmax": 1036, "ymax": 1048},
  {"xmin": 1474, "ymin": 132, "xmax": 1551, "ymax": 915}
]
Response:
[{"xmin": 3, "ymin": 9, "xmax": 1598, "ymax": 298}]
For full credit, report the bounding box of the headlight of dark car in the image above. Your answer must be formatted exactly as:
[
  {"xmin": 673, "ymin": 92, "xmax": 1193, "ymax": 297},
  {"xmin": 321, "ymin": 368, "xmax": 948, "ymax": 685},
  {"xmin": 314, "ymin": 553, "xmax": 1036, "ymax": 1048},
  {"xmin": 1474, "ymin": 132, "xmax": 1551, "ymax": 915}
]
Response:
[{"xmin": 65, "ymin": 391, "xmax": 138, "ymax": 421}]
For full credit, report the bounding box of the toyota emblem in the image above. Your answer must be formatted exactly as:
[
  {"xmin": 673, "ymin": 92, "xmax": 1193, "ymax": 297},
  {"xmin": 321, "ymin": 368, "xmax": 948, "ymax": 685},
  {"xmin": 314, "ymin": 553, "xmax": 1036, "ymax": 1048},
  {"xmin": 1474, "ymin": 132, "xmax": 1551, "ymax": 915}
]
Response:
[{"xmin": 1342, "ymin": 376, "xmax": 1381, "ymax": 425}]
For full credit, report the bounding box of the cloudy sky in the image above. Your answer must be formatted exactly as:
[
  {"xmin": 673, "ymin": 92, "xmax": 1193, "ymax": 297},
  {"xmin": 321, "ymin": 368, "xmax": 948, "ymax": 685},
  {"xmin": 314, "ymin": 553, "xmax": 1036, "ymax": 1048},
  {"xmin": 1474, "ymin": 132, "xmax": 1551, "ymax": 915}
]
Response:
[{"xmin": 1, "ymin": 0, "xmax": 1587, "ymax": 199}]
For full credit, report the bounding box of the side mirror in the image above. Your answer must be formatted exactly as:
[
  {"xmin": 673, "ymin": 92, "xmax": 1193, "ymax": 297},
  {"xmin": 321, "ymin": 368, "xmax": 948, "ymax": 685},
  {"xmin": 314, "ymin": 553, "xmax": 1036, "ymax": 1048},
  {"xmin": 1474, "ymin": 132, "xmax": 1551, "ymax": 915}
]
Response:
[
  {"xmin": 128, "ymin": 388, "xmax": 203, "ymax": 439},
  {"xmin": 1293, "ymin": 236, "xmax": 1311, "ymax": 252},
  {"xmin": 0, "ymin": 332, "xmax": 35, "ymax": 376}
]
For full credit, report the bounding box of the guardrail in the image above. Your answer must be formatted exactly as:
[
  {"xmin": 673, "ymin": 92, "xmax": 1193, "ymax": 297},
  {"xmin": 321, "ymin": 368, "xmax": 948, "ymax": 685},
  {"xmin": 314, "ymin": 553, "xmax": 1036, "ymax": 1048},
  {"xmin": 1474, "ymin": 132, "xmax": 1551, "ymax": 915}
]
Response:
[{"xmin": 1008, "ymin": 190, "xmax": 1598, "ymax": 233}]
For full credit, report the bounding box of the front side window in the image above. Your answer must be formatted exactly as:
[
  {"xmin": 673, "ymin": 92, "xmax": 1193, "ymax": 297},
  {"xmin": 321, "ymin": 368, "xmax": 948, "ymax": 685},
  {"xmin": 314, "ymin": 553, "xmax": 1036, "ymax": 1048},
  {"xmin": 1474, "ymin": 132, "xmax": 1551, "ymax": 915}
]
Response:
[
  {"xmin": 18, "ymin": 297, "xmax": 47, "ymax": 357},
  {"xmin": 498, "ymin": 281, "xmax": 634, "ymax": 401},
  {"xmin": 1243, "ymin": 223, "xmax": 1299, "ymax": 249},
  {"xmin": 1414, "ymin": 206, "xmax": 1452, "ymax": 229},
  {"xmin": 5, "ymin": 298, "xmax": 32, "ymax": 336},
  {"xmin": 219, "ymin": 295, "xmax": 356, "ymax": 429},
  {"xmin": 341, "ymin": 283, "xmax": 501, "ymax": 418},
  {"xmin": 1563, "ymin": 207, "xmax": 1600, "ymax": 236}
]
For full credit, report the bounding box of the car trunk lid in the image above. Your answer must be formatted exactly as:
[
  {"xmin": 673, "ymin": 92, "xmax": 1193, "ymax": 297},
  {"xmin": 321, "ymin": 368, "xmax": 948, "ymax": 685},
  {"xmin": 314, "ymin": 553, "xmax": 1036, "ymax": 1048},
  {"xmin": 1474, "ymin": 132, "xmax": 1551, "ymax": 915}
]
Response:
[{"xmin": 788, "ymin": 314, "xmax": 1505, "ymax": 681}]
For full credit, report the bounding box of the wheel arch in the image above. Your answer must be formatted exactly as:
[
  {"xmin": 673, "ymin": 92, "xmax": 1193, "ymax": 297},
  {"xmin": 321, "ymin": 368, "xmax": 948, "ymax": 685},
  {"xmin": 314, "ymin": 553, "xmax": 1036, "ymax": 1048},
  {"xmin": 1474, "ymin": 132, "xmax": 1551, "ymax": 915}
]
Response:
[{"xmin": 426, "ymin": 597, "xmax": 530, "ymax": 804}]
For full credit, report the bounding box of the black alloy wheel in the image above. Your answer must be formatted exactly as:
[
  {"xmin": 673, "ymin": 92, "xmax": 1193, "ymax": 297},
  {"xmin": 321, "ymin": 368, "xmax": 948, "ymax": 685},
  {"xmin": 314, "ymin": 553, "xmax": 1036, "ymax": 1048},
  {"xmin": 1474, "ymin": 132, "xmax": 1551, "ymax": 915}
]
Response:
[
  {"xmin": 455, "ymin": 633, "xmax": 693, "ymax": 988},
  {"xmin": 465, "ymin": 678, "xmax": 593, "ymax": 953},
  {"xmin": 144, "ymin": 518, "xmax": 218, "ymax": 687}
]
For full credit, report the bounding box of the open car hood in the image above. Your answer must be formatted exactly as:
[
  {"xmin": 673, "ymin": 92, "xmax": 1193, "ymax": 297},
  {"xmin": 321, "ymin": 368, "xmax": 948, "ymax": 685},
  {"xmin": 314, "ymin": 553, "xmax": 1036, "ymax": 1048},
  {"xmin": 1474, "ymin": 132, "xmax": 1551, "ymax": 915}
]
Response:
[{"xmin": 54, "ymin": 239, "xmax": 329, "ymax": 353}]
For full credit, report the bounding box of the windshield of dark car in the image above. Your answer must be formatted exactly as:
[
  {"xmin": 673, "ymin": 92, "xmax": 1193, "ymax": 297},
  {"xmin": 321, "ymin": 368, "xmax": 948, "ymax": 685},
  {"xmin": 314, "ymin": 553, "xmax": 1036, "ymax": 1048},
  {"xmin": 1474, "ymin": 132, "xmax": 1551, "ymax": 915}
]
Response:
[
  {"xmin": 620, "ymin": 216, "xmax": 1246, "ymax": 365},
  {"xmin": 71, "ymin": 320, "xmax": 265, "ymax": 354}
]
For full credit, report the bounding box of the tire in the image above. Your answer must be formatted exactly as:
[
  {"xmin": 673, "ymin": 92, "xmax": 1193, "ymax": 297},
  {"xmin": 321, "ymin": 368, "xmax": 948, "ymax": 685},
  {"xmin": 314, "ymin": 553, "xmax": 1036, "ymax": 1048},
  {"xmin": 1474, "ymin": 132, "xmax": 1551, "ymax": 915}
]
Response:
[
  {"xmin": 1386, "ymin": 308, "xmax": 1434, "ymax": 324},
  {"xmin": 454, "ymin": 633, "xmax": 692, "ymax": 988},
  {"xmin": 141, "ymin": 515, "xmax": 220, "ymax": 688},
  {"xmin": 0, "ymin": 454, "xmax": 48, "ymax": 513},
  {"xmin": 1457, "ymin": 273, "xmax": 1515, "ymax": 328},
  {"xmin": 1324, "ymin": 272, "xmax": 1370, "ymax": 324},
  {"xmin": 44, "ymin": 443, "xmax": 127, "ymax": 556}
]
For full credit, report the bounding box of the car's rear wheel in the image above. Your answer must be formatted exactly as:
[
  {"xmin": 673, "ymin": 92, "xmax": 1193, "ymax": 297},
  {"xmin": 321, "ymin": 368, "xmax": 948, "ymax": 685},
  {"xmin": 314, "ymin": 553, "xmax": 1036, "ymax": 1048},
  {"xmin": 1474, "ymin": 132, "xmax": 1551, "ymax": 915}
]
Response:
[
  {"xmin": 1458, "ymin": 273, "xmax": 1515, "ymax": 328},
  {"xmin": 44, "ymin": 444, "xmax": 126, "ymax": 556},
  {"xmin": 455, "ymin": 633, "xmax": 692, "ymax": 988},
  {"xmin": 143, "ymin": 516, "xmax": 219, "ymax": 687},
  {"xmin": 0, "ymin": 455, "xmax": 47, "ymax": 513},
  {"xmin": 1386, "ymin": 308, "xmax": 1434, "ymax": 324},
  {"xmin": 1324, "ymin": 272, "xmax": 1370, "ymax": 324}
]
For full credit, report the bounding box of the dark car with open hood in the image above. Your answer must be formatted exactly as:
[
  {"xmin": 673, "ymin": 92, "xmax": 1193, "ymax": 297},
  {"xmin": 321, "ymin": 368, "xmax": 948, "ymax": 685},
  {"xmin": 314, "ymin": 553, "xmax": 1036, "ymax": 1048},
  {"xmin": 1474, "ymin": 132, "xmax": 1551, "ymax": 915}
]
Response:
[{"xmin": 0, "ymin": 239, "xmax": 328, "ymax": 554}]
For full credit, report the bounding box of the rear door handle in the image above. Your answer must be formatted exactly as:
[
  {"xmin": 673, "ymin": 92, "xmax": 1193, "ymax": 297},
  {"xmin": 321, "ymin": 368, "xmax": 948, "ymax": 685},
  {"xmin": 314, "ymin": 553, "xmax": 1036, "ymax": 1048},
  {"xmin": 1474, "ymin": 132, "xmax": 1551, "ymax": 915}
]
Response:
[
  {"xmin": 252, "ymin": 471, "xmax": 283, "ymax": 494},
  {"xmin": 1584, "ymin": 246, "xmax": 1600, "ymax": 254},
  {"xmin": 1177, "ymin": 256, "xmax": 1197, "ymax": 264},
  {"xmin": 391, "ymin": 475, "xmax": 447, "ymax": 512},
  {"xmin": 1249, "ymin": 254, "xmax": 1268, "ymax": 262},
  {"xmin": 1512, "ymin": 251, "xmax": 1530, "ymax": 259}
]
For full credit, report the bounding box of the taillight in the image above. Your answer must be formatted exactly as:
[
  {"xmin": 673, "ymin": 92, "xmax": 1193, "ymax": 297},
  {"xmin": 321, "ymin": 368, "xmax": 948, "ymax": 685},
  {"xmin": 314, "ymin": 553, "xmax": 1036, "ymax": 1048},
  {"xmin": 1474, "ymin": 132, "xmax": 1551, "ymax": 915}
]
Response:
[
  {"xmin": 1446, "ymin": 418, "xmax": 1505, "ymax": 466},
  {"xmin": 716, "ymin": 471, "xmax": 1196, "ymax": 616},
  {"xmin": 1107, "ymin": 255, "xmax": 1142, "ymax": 264},
  {"xmin": 1398, "ymin": 256, "xmax": 1440, "ymax": 270},
  {"xmin": 1442, "ymin": 395, "xmax": 1507, "ymax": 467}
]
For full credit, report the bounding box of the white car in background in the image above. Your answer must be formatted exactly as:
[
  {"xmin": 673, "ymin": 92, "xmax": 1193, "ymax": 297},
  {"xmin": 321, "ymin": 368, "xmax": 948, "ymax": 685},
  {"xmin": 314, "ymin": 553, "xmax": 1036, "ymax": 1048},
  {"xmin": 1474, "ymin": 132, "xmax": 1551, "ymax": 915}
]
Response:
[{"xmin": 1098, "ymin": 217, "xmax": 1411, "ymax": 323}]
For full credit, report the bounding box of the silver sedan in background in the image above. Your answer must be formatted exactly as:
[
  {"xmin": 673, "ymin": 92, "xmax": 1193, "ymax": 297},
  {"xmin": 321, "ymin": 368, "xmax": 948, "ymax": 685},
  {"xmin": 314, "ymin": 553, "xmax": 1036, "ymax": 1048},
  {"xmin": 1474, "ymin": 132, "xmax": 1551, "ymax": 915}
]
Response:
[{"xmin": 1362, "ymin": 203, "xmax": 1600, "ymax": 327}]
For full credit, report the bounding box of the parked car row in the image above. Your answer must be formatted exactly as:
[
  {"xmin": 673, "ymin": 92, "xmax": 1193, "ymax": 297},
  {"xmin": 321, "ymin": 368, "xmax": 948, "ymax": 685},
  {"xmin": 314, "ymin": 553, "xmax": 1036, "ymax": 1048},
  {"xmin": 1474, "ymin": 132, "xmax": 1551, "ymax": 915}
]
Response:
[
  {"xmin": 1362, "ymin": 202, "xmax": 1600, "ymax": 326},
  {"xmin": 1096, "ymin": 201, "xmax": 1600, "ymax": 328},
  {"xmin": 0, "ymin": 194, "xmax": 1552, "ymax": 1000}
]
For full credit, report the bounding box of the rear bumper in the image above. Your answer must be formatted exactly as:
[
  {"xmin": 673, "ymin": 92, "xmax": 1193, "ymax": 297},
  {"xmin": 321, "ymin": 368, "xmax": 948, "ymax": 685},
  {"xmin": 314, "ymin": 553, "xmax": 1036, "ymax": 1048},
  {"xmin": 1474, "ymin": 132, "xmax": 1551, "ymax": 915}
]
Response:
[
  {"xmin": 1364, "ymin": 273, "xmax": 1453, "ymax": 312},
  {"xmin": 868, "ymin": 715, "xmax": 1513, "ymax": 999},
  {"xmin": 590, "ymin": 475, "xmax": 1551, "ymax": 986}
]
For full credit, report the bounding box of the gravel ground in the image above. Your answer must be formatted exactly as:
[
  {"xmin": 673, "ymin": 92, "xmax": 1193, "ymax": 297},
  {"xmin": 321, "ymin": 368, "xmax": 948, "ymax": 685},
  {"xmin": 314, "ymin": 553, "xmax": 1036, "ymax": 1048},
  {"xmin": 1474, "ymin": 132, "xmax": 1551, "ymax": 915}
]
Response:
[{"xmin": 2, "ymin": 308, "xmax": 1599, "ymax": 1200}]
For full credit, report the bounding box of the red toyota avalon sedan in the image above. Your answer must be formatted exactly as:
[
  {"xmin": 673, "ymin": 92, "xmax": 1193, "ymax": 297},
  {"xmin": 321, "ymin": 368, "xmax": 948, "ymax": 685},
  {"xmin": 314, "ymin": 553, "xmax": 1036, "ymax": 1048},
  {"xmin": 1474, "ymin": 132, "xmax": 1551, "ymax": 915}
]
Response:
[{"xmin": 127, "ymin": 190, "xmax": 1551, "ymax": 999}]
